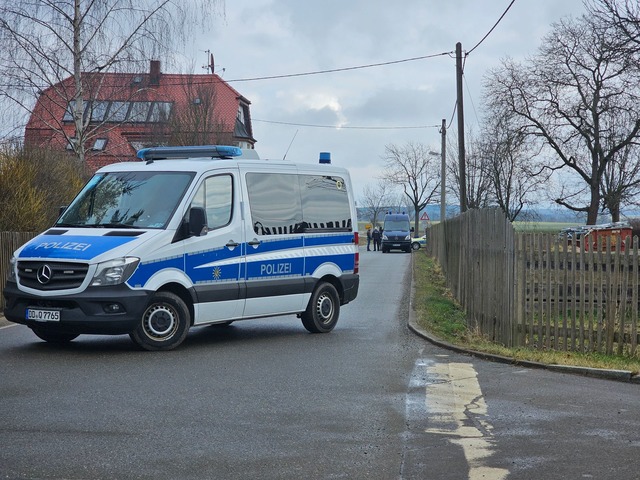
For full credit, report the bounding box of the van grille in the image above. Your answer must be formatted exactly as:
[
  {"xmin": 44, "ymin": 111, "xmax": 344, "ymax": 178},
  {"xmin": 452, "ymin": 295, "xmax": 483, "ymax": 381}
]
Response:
[{"xmin": 18, "ymin": 261, "xmax": 89, "ymax": 291}]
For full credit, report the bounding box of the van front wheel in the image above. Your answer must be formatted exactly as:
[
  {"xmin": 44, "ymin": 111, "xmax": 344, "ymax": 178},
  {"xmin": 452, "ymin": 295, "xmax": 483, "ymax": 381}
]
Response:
[
  {"xmin": 301, "ymin": 282, "xmax": 340, "ymax": 333},
  {"xmin": 130, "ymin": 291, "xmax": 190, "ymax": 351}
]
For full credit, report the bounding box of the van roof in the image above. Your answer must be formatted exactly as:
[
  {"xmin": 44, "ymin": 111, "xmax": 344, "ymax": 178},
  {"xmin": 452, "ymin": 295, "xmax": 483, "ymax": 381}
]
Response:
[{"xmin": 96, "ymin": 155, "xmax": 351, "ymax": 177}]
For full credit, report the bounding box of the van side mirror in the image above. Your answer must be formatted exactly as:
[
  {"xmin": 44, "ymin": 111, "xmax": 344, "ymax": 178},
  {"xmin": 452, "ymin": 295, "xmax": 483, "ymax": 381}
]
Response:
[
  {"xmin": 189, "ymin": 207, "xmax": 208, "ymax": 236},
  {"xmin": 410, "ymin": 227, "xmax": 414, "ymax": 233}
]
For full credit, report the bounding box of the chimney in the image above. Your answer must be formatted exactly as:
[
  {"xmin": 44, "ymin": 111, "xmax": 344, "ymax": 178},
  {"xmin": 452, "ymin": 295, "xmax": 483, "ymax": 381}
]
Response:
[{"xmin": 149, "ymin": 60, "xmax": 161, "ymax": 86}]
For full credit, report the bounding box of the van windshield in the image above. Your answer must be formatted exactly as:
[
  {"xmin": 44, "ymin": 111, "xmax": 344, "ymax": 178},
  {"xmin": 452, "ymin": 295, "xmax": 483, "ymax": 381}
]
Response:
[
  {"xmin": 56, "ymin": 171, "xmax": 194, "ymax": 229},
  {"xmin": 384, "ymin": 220, "xmax": 410, "ymax": 231}
]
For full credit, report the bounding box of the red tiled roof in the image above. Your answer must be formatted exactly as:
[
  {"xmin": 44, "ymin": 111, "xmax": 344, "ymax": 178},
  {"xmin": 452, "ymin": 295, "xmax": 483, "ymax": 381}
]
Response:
[{"xmin": 25, "ymin": 62, "xmax": 254, "ymax": 173}]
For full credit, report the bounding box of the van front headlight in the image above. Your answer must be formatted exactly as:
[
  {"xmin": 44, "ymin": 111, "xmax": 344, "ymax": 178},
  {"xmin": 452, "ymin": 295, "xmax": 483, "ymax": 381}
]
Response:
[
  {"xmin": 405, "ymin": 234, "xmax": 411, "ymax": 240},
  {"xmin": 91, "ymin": 257, "xmax": 140, "ymax": 286},
  {"xmin": 7, "ymin": 256, "xmax": 16, "ymax": 282}
]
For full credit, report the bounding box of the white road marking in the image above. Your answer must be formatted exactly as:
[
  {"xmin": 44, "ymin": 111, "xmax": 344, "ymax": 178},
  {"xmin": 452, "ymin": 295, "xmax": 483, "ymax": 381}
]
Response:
[{"xmin": 425, "ymin": 362, "xmax": 509, "ymax": 480}]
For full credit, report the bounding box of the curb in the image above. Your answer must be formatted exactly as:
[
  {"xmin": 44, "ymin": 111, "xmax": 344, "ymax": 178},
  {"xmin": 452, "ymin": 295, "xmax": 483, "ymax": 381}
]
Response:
[{"xmin": 408, "ymin": 261, "xmax": 640, "ymax": 385}]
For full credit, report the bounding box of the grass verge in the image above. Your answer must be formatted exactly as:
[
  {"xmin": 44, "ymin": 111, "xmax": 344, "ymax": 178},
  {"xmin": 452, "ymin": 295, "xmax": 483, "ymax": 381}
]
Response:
[{"xmin": 412, "ymin": 252, "xmax": 640, "ymax": 375}]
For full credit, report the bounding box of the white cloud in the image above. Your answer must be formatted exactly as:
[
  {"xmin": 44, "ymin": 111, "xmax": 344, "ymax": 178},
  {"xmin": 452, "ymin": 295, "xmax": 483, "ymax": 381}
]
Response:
[{"xmin": 189, "ymin": 0, "xmax": 586, "ymax": 200}]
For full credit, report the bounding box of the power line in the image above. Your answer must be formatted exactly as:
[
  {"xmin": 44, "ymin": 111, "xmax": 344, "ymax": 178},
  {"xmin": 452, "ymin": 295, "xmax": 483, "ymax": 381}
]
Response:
[
  {"xmin": 466, "ymin": 0, "xmax": 517, "ymax": 56},
  {"xmin": 253, "ymin": 119, "xmax": 441, "ymax": 130},
  {"xmin": 226, "ymin": 51, "xmax": 454, "ymax": 83}
]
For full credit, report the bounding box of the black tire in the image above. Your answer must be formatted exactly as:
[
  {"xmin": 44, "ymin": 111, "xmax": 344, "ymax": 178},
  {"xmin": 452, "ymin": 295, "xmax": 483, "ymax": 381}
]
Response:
[
  {"xmin": 31, "ymin": 327, "xmax": 79, "ymax": 344},
  {"xmin": 301, "ymin": 282, "xmax": 340, "ymax": 333},
  {"xmin": 129, "ymin": 291, "xmax": 190, "ymax": 351},
  {"xmin": 412, "ymin": 242, "xmax": 421, "ymax": 251}
]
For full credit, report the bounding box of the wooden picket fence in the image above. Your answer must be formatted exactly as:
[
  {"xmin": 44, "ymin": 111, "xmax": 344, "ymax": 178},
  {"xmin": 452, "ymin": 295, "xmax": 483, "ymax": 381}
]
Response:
[
  {"xmin": 0, "ymin": 232, "xmax": 38, "ymax": 310},
  {"xmin": 427, "ymin": 209, "xmax": 640, "ymax": 357}
]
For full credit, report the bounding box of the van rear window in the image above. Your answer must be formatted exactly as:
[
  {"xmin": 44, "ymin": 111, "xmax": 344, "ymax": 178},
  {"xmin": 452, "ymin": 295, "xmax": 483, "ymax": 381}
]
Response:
[{"xmin": 246, "ymin": 173, "xmax": 352, "ymax": 235}]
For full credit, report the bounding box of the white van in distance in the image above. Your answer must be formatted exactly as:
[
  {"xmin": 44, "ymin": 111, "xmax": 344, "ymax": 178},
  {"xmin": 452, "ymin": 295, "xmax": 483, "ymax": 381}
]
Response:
[{"xmin": 3, "ymin": 146, "xmax": 360, "ymax": 350}]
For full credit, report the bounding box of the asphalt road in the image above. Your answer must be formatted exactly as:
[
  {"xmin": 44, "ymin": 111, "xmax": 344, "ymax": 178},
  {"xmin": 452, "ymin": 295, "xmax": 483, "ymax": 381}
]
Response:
[{"xmin": 1, "ymin": 251, "xmax": 639, "ymax": 480}]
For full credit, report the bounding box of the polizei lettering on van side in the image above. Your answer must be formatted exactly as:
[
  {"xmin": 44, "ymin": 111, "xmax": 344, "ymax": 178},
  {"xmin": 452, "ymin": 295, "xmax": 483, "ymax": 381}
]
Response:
[
  {"xmin": 260, "ymin": 263, "xmax": 293, "ymax": 275},
  {"xmin": 2, "ymin": 146, "xmax": 359, "ymax": 351}
]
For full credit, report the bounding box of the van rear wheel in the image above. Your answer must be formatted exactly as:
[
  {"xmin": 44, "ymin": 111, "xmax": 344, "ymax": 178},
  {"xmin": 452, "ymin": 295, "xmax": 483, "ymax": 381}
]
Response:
[
  {"xmin": 130, "ymin": 291, "xmax": 190, "ymax": 351},
  {"xmin": 301, "ymin": 282, "xmax": 340, "ymax": 333}
]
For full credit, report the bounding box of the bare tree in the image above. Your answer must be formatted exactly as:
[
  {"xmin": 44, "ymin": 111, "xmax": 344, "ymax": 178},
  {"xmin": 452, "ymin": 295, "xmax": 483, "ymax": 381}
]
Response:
[
  {"xmin": 600, "ymin": 138, "xmax": 640, "ymax": 221},
  {"xmin": 484, "ymin": 9, "xmax": 640, "ymax": 225},
  {"xmin": 480, "ymin": 112, "xmax": 548, "ymax": 221},
  {"xmin": 382, "ymin": 142, "xmax": 440, "ymax": 234},
  {"xmin": 587, "ymin": 0, "xmax": 640, "ymax": 54},
  {"xmin": 447, "ymin": 133, "xmax": 492, "ymax": 212},
  {"xmin": 168, "ymin": 77, "xmax": 234, "ymax": 146},
  {"xmin": 359, "ymin": 180, "xmax": 394, "ymax": 228},
  {"xmin": 0, "ymin": 0, "xmax": 223, "ymax": 161}
]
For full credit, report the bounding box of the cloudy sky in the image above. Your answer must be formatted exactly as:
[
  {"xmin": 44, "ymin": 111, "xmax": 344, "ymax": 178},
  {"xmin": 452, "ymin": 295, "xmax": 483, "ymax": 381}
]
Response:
[{"xmin": 183, "ymin": 0, "xmax": 586, "ymax": 200}]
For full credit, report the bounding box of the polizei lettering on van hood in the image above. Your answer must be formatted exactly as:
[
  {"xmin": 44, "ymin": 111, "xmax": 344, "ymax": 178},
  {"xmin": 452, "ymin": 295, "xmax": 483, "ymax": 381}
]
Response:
[{"xmin": 18, "ymin": 234, "xmax": 144, "ymax": 261}]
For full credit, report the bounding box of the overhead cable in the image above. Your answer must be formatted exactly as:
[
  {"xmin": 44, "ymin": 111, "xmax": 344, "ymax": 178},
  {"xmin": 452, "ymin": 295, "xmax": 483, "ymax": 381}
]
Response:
[
  {"xmin": 253, "ymin": 119, "xmax": 441, "ymax": 130},
  {"xmin": 466, "ymin": 0, "xmax": 517, "ymax": 56}
]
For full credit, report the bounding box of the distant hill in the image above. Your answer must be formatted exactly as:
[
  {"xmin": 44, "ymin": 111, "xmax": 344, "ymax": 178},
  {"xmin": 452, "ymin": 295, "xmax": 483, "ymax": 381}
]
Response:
[{"xmin": 358, "ymin": 205, "xmax": 640, "ymax": 225}]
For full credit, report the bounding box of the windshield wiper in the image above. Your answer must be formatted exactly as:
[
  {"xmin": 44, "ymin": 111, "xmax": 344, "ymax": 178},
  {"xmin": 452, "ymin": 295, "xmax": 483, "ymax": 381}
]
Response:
[{"xmin": 93, "ymin": 223, "xmax": 141, "ymax": 229}]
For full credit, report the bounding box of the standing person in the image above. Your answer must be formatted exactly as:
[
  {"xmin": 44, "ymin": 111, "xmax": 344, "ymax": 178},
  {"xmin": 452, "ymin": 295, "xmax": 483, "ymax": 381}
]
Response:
[
  {"xmin": 366, "ymin": 227, "xmax": 372, "ymax": 251},
  {"xmin": 372, "ymin": 227, "xmax": 381, "ymax": 251}
]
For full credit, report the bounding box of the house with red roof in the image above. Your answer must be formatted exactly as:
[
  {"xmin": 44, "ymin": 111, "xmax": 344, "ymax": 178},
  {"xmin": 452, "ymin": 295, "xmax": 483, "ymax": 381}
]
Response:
[{"xmin": 24, "ymin": 60, "xmax": 255, "ymax": 172}]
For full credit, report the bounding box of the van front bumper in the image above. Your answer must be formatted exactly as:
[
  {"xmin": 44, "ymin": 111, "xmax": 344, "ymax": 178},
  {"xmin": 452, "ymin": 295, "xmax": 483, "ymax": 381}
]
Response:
[
  {"xmin": 341, "ymin": 274, "xmax": 359, "ymax": 304},
  {"xmin": 3, "ymin": 281, "xmax": 151, "ymax": 335},
  {"xmin": 382, "ymin": 240, "xmax": 411, "ymax": 251}
]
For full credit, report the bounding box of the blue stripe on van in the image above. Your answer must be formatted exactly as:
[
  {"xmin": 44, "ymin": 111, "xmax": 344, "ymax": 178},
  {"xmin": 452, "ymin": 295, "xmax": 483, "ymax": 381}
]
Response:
[
  {"xmin": 186, "ymin": 246, "xmax": 242, "ymax": 283},
  {"xmin": 128, "ymin": 255, "xmax": 184, "ymax": 287},
  {"xmin": 245, "ymin": 236, "xmax": 304, "ymax": 257},
  {"xmin": 305, "ymin": 254, "xmax": 355, "ymax": 275},
  {"xmin": 304, "ymin": 233, "xmax": 354, "ymax": 247},
  {"xmin": 246, "ymin": 257, "xmax": 304, "ymax": 280},
  {"xmin": 126, "ymin": 235, "xmax": 355, "ymax": 288},
  {"xmin": 18, "ymin": 235, "xmax": 138, "ymax": 261}
]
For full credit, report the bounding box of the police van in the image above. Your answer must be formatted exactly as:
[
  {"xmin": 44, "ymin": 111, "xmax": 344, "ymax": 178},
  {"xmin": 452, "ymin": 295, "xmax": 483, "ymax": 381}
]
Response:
[
  {"xmin": 3, "ymin": 146, "xmax": 360, "ymax": 351},
  {"xmin": 381, "ymin": 212, "xmax": 413, "ymax": 253}
]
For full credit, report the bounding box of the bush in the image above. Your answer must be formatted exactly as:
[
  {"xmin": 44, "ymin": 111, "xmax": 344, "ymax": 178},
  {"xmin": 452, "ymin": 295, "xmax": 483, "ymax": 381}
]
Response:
[{"xmin": 0, "ymin": 145, "xmax": 89, "ymax": 232}]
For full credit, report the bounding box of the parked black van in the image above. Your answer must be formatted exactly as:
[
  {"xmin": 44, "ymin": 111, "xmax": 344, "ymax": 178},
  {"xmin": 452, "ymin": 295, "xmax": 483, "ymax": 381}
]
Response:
[{"xmin": 381, "ymin": 213, "xmax": 413, "ymax": 253}]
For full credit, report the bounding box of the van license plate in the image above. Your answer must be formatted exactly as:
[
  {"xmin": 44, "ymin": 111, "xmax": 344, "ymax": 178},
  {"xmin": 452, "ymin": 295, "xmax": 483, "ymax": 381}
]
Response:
[{"xmin": 26, "ymin": 309, "xmax": 61, "ymax": 322}]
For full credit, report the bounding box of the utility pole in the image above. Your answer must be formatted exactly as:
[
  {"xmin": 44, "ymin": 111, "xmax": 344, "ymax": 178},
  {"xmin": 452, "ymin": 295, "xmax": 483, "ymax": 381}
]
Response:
[
  {"xmin": 440, "ymin": 118, "xmax": 446, "ymax": 222},
  {"xmin": 456, "ymin": 42, "xmax": 467, "ymax": 213}
]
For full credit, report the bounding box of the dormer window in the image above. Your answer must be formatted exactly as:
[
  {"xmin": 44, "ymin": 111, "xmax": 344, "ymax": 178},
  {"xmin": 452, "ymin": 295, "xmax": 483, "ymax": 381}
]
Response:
[{"xmin": 92, "ymin": 138, "xmax": 108, "ymax": 151}]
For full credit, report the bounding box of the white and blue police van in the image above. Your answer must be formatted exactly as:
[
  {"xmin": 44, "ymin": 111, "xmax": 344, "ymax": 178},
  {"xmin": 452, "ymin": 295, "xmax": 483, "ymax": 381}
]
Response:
[{"xmin": 3, "ymin": 146, "xmax": 360, "ymax": 350}]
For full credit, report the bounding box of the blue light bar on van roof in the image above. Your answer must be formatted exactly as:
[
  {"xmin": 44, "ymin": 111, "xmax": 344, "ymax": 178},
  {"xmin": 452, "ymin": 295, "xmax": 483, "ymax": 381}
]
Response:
[{"xmin": 136, "ymin": 145, "xmax": 243, "ymax": 161}]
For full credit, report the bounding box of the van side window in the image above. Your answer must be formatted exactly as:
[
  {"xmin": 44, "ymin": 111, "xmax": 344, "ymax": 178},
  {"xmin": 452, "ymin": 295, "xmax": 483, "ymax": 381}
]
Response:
[
  {"xmin": 301, "ymin": 175, "xmax": 352, "ymax": 232},
  {"xmin": 246, "ymin": 173, "xmax": 352, "ymax": 235},
  {"xmin": 190, "ymin": 174, "xmax": 233, "ymax": 230},
  {"xmin": 246, "ymin": 173, "xmax": 302, "ymax": 235}
]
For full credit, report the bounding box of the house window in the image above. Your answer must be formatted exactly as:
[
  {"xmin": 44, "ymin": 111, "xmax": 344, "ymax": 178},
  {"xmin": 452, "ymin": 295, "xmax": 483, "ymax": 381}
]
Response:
[
  {"xmin": 108, "ymin": 101, "xmax": 130, "ymax": 122},
  {"xmin": 148, "ymin": 102, "xmax": 172, "ymax": 122},
  {"xmin": 92, "ymin": 138, "xmax": 108, "ymax": 151},
  {"xmin": 89, "ymin": 101, "xmax": 109, "ymax": 122},
  {"xmin": 66, "ymin": 137, "xmax": 77, "ymax": 151},
  {"xmin": 62, "ymin": 102, "xmax": 87, "ymax": 122},
  {"xmin": 128, "ymin": 102, "xmax": 152, "ymax": 122}
]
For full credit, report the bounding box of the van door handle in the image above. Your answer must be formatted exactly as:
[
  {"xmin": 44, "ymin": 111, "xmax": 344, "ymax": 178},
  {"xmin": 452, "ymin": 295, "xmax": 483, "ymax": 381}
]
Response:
[
  {"xmin": 226, "ymin": 240, "xmax": 240, "ymax": 248},
  {"xmin": 248, "ymin": 238, "xmax": 261, "ymax": 246}
]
